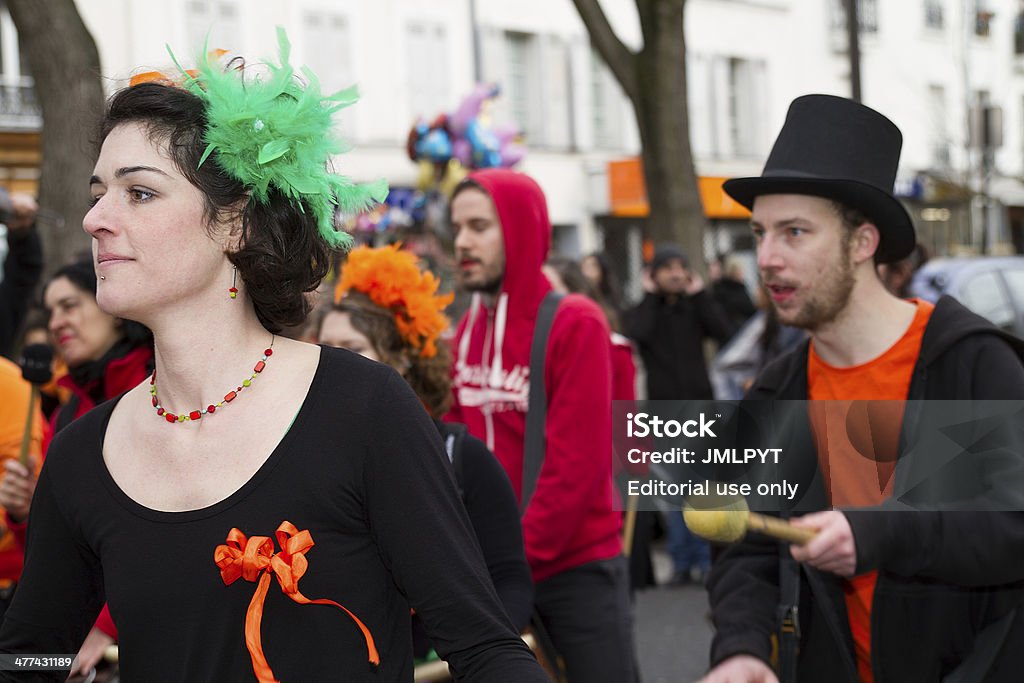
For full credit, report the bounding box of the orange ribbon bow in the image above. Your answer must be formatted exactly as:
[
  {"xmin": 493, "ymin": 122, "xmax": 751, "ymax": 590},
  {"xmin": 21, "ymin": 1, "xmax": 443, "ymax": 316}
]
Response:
[{"xmin": 214, "ymin": 521, "xmax": 380, "ymax": 682}]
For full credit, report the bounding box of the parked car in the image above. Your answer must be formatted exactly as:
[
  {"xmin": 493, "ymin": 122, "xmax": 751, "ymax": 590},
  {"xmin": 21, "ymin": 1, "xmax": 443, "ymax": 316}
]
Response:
[{"xmin": 909, "ymin": 256, "xmax": 1024, "ymax": 338}]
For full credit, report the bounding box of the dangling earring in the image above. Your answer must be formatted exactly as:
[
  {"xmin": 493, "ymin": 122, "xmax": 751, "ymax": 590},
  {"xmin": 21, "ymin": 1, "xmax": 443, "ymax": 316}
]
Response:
[{"xmin": 229, "ymin": 266, "xmax": 238, "ymax": 299}]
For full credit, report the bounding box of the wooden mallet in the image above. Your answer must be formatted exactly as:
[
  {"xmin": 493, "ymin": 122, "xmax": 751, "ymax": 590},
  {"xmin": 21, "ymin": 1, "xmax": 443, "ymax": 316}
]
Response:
[{"xmin": 683, "ymin": 491, "xmax": 816, "ymax": 545}]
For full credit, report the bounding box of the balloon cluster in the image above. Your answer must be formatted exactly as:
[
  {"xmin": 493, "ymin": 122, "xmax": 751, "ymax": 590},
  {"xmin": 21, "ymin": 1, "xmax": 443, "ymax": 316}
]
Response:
[
  {"xmin": 341, "ymin": 187, "xmax": 428, "ymax": 235},
  {"xmin": 407, "ymin": 83, "xmax": 526, "ymax": 194}
]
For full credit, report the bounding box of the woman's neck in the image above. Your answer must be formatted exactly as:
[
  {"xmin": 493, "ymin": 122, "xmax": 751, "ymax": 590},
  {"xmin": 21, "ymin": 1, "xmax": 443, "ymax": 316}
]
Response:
[{"xmin": 146, "ymin": 303, "xmax": 276, "ymax": 414}]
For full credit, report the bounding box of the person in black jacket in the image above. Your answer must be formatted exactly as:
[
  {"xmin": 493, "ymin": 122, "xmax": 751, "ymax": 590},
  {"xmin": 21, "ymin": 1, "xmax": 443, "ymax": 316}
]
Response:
[
  {"xmin": 0, "ymin": 190, "xmax": 41, "ymax": 359},
  {"xmin": 316, "ymin": 244, "xmax": 534, "ymax": 650},
  {"xmin": 709, "ymin": 256, "xmax": 756, "ymax": 334},
  {"xmin": 700, "ymin": 94, "xmax": 1024, "ymax": 683},
  {"xmin": 625, "ymin": 244, "xmax": 734, "ymax": 404},
  {"xmin": 625, "ymin": 243, "xmax": 733, "ymax": 585}
]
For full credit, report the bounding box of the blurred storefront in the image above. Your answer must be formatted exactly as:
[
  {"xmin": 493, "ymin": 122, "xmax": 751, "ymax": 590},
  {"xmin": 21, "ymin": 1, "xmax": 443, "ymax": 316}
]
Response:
[{"xmin": 596, "ymin": 157, "xmax": 752, "ymax": 302}]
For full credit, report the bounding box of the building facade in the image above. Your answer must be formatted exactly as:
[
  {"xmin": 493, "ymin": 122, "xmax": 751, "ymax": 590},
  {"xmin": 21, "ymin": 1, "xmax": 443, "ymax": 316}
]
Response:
[{"xmin": 4, "ymin": 0, "xmax": 1024, "ymax": 290}]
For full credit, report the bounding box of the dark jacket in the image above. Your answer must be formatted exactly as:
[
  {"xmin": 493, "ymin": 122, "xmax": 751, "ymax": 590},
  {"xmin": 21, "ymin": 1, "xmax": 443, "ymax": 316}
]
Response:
[
  {"xmin": 625, "ymin": 290, "xmax": 733, "ymax": 400},
  {"xmin": 708, "ymin": 296, "xmax": 1024, "ymax": 682},
  {"xmin": 0, "ymin": 227, "xmax": 42, "ymax": 359},
  {"xmin": 711, "ymin": 278, "xmax": 757, "ymax": 332}
]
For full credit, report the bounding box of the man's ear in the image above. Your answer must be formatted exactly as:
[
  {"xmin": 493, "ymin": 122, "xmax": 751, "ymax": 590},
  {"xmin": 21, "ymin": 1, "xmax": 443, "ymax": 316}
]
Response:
[{"xmin": 851, "ymin": 222, "xmax": 881, "ymax": 265}]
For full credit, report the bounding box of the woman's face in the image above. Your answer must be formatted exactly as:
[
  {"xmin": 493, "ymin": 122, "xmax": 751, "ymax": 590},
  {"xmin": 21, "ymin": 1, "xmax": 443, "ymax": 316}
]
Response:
[
  {"xmin": 84, "ymin": 122, "xmax": 230, "ymax": 322},
  {"xmin": 44, "ymin": 276, "xmax": 122, "ymax": 367},
  {"xmin": 318, "ymin": 310, "xmax": 381, "ymax": 362}
]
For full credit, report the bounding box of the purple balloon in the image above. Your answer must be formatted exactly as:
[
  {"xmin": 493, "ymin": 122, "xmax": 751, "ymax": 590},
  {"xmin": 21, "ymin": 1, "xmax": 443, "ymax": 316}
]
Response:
[
  {"xmin": 452, "ymin": 138, "xmax": 473, "ymax": 168},
  {"xmin": 492, "ymin": 121, "xmax": 520, "ymax": 146},
  {"xmin": 500, "ymin": 143, "xmax": 526, "ymax": 168},
  {"xmin": 450, "ymin": 83, "xmax": 500, "ymax": 134}
]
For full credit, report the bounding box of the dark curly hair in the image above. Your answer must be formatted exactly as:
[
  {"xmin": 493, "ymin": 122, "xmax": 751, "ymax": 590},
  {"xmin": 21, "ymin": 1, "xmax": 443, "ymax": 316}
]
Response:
[
  {"xmin": 96, "ymin": 82, "xmax": 334, "ymax": 333},
  {"xmin": 314, "ymin": 292, "xmax": 453, "ymax": 419}
]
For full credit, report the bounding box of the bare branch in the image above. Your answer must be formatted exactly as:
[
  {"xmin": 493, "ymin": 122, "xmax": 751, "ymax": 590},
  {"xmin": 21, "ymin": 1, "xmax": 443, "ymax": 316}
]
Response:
[{"xmin": 571, "ymin": 0, "xmax": 639, "ymax": 102}]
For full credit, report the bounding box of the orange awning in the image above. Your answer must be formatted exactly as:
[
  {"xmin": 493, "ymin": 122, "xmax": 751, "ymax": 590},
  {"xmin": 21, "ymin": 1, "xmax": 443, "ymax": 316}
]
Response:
[{"xmin": 607, "ymin": 158, "xmax": 751, "ymax": 220}]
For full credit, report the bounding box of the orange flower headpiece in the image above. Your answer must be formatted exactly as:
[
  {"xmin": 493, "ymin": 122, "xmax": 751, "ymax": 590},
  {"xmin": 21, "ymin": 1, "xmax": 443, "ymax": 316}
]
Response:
[{"xmin": 335, "ymin": 244, "xmax": 454, "ymax": 358}]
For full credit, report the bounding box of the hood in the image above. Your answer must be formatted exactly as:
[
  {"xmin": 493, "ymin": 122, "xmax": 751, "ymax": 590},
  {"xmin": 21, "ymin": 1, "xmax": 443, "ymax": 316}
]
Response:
[
  {"xmin": 469, "ymin": 168, "xmax": 552, "ymax": 312},
  {"xmin": 917, "ymin": 295, "xmax": 1024, "ymax": 366}
]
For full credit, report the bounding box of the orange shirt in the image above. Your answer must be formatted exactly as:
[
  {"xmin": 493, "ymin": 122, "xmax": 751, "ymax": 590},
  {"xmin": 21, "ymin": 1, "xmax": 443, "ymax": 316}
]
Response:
[{"xmin": 807, "ymin": 299, "xmax": 934, "ymax": 683}]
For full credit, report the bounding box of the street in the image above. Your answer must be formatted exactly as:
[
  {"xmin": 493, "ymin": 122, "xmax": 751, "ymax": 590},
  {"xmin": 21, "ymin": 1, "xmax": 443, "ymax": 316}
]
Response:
[{"xmin": 634, "ymin": 548, "xmax": 714, "ymax": 682}]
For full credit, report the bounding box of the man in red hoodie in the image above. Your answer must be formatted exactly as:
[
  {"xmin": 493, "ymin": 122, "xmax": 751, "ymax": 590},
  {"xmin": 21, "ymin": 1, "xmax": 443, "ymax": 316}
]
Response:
[{"xmin": 448, "ymin": 169, "xmax": 637, "ymax": 682}]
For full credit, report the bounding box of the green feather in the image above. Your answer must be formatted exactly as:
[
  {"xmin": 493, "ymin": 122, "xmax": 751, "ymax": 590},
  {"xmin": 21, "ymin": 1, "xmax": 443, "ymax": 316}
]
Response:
[{"xmin": 171, "ymin": 26, "xmax": 386, "ymax": 252}]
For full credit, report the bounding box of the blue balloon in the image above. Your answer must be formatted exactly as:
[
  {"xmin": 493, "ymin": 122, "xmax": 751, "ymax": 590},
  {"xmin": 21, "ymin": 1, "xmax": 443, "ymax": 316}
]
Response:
[
  {"xmin": 466, "ymin": 119, "xmax": 503, "ymax": 169},
  {"xmin": 415, "ymin": 128, "xmax": 453, "ymax": 163}
]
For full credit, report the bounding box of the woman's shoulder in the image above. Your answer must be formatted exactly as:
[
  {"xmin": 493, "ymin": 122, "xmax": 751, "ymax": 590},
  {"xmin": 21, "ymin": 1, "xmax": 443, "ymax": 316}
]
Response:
[
  {"xmin": 44, "ymin": 398, "xmax": 115, "ymax": 475},
  {"xmin": 309, "ymin": 345, "xmax": 422, "ymax": 413}
]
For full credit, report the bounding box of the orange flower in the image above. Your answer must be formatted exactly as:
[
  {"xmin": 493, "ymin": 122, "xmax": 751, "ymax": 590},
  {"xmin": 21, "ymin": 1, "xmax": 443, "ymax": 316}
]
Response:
[{"xmin": 335, "ymin": 244, "xmax": 454, "ymax": 358}]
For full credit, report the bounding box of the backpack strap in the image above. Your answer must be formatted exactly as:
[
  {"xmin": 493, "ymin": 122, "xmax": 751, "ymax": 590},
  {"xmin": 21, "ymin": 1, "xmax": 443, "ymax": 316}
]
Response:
[
  {"xmin": 520, "ymin": 291, "xmax": 563, "ymax": 515},
  {"xmin": 442, "ymin": 422, "xmax": 469, "ymax": 501},
  {"xmin": 776, "ymin": 553, "xmax": 801, "ymax": 683}
]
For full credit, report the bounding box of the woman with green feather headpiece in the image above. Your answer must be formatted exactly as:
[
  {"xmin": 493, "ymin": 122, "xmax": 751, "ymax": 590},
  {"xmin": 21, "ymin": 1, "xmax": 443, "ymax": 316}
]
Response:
[{"xmin": 0, "ymin": 28, "xmax": 548, "ymax": 682}]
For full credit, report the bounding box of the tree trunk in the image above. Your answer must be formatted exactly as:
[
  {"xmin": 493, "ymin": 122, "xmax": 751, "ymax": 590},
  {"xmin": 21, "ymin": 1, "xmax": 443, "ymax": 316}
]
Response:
[
  {"xmin": 572, "ymin": 0, "xmax": 706, "ymax": 271},
  {"xmin": 7, "ymin": 0, "xmax": 105, "ymax": 275},
  {"xmin": 634, "ymin": 0, "xmax": 705, "ymax": 267}
]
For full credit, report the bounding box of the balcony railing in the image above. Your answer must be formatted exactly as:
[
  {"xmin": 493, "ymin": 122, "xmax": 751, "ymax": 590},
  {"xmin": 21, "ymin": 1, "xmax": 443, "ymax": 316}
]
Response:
[{"xmin": 0, "ymin": 79, "xmax": 41, "ymax": 130}]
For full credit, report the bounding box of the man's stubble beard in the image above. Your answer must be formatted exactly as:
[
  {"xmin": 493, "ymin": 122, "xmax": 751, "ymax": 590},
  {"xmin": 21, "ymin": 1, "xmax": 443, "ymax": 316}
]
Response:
[{"xmin": 780, "ymin": 236, "xmax": 856, "ymax": 331}]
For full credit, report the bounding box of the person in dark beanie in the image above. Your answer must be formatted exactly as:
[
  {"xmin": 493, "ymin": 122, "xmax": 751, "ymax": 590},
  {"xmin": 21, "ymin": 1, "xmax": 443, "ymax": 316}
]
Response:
[
  {"xmin": 626, "ymin": 244, "xmax": 734, "ymax": 403},
  {"xmin": 624, "ymin": 243, "xmax": 733, "ymax": 585},
  {"xmin": 701, "ymin": 94, "xmax": 1024, "ymax": 683}
]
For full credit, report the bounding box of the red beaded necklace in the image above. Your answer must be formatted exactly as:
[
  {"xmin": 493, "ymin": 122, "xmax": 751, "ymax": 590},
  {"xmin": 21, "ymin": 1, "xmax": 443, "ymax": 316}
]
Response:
[{"xmin": 149, "ymin": 336, "xmax": 275, "ymax": 424}]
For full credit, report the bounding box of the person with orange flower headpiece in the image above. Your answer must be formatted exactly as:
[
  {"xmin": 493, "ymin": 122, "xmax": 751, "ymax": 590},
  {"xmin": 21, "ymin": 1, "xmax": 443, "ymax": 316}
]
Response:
[{"xmin": 317, "ymin": 244, "xmax": 534, "ymax": 659}]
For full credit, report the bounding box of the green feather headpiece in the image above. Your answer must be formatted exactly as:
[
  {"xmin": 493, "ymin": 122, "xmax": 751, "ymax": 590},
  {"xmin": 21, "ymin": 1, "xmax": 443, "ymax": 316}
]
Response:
[{"xmin": 171, "ymin": 27, "xmax": 387, "ymax": 250}]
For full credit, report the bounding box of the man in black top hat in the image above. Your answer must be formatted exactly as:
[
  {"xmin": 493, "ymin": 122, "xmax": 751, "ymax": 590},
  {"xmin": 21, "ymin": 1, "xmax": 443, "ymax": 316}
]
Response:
[{"xmin": 701, "ymin": 95, "xmax": 1024, "ymax": 682}]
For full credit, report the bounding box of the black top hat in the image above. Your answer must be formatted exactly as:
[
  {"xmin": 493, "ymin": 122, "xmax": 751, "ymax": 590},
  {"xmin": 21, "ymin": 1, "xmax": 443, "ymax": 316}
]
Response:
[{"xmin": 723, "ymin": 94, "xmax": 914, "ymax": 263}]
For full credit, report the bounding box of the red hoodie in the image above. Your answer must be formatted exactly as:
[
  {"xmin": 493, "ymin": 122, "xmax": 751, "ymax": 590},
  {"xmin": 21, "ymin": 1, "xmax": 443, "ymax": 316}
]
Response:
[{"xmin": 447, "ymin": 169, "xmax": 621, "ymax": 582}]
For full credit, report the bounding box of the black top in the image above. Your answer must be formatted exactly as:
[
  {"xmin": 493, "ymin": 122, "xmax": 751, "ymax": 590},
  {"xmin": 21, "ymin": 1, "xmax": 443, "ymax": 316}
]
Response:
[
  {"xmin": 0, "ymin": 346, "xmax": 545, "ymax": 682},
  {"xmin": 442, "ymin": 425, "xmax": 532, "ymax": 632},
  {"xmin": 625, "ymin": 290, "xmax": 734, "ymax": 400},
  {"xmin": 413, "ymin": 423, "xmax": 533, "ymax": 658}
]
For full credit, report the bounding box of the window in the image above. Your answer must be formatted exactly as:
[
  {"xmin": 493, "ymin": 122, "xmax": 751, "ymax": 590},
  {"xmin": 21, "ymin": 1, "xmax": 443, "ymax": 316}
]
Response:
[
  {"xmin": 302, "ymin": 13, "xmax": 353, "ymax": 92},
  {"xmin": 505, "ymin": 32, "xmax": 536, "ymax": 140},
  {"xmin": 975, "ymin": 0, "xmax": 994, "ymax": 37},
  {"xmin": 0, "ymin": 2, "xmax": 38, "ymax": 127},
  {"xmin": 185, "ymin": 1, "xmax": 239, "ymax": 53},
  {"xmin": 924, "ymin": 0, "xmax": 944, "ymax": 29},
  {"xmin": 928, "ymin": 84, "xmax": 949, "ymax": 168},
  {"xmin": 728, "ymin": 58, "xmax": 759, "ymax": 157},
  {"xmin": 831, "ymin": 0, "xmax": 878, "ymax": 34},
  {"xmin": 302, "ymin": 12, "xmax": 355, "ymax": 136},
  {"xmin": 406, "ymin": 23, "xmax": 449, "ymax": 119},
  {"xmin": 1015, "ymin": 10, "xmax": 1024, "ymax": 54},
  {"xmin": 591, "ymin": 49, "xmax": 623, "ymax": 149}
]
